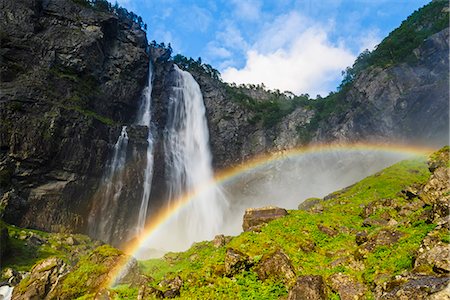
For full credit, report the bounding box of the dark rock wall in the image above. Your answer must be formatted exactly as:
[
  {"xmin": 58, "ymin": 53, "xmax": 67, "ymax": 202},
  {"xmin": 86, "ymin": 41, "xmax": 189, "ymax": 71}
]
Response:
[
  {"xmin": 0, "ymin": 0, "xmax": 149, "ymax": 233},
  {"xmin": 315, "ymin": 28, "xmax": 449, "ymax": 145}
]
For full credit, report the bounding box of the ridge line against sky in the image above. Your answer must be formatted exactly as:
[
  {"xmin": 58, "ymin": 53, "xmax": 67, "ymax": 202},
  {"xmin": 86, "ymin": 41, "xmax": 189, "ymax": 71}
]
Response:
[{"xmin": 116, "ymin": 0, "xmax": 430, "ymax": 96}]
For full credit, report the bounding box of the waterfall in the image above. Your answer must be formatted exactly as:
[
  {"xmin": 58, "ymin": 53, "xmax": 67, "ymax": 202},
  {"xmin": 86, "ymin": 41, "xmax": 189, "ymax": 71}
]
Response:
[
  {"xmin": 136, "ymin": 64, "xmax": 154, "ymax": 233},
  {"xmin": 89, "ymin": 64, "xmax": 154, "ymax": 244},
  {"xmin": 145, "ymin": 65, "xmax": 227, "ymax": 252},
  {"xmin": 88, "ymin": 126, "xmax": 128, "ymax": 243}
]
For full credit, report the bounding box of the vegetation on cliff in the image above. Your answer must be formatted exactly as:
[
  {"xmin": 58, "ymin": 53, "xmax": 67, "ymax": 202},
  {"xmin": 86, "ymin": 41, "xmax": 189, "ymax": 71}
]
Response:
[
  {"xmin": 129, "ymin": 149, "xmax": 448, "ymax": 299},
  {"xmin": 2, "ymin": 147, "xmax": 448, "ymax": 299}
]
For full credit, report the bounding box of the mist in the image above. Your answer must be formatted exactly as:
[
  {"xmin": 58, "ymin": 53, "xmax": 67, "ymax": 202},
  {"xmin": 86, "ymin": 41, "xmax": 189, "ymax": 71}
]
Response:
[{"xmin": 135, "ymin": 149, "xmax": 414, "ymax": 259}]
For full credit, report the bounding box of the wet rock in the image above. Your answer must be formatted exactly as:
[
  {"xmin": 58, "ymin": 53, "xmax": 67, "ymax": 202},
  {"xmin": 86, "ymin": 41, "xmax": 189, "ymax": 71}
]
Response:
[
  {"xmin": 11, "ymin": 257, "xmax": 68, "ymax": 300},
  {"xmin": 317, "ymin": 224, "xmax": 338, "ymax": 237},
  {"xmin": 224, "ymin": 248, "xmax": 251, "ymax": 276},
  {"xmin": 377, "ymin": 275, "xmax": 450, "ymax": 299},
  {"xmin": 255, "ymin": 249, "xmax": 296, "ymax": 285},
  {"xmin": 329, "ymin": 273, "xmax": 367, "ymax": 300},
  {"xmin": 355, "ymin": 231, "xmax": 368, "ymax": 245},
  {"xmin": 287, "ymin": 275, "xmax": 327, "ymax": 300},
  {"xmin": 1, "ymin": 268, "xmax": 23, "ymax": 286},
  {"xmin": 0, "ymin": 0, "xmax": 149, "ymax": 239},
  {"xmin": 242, "ymin": 206, "xmax": 288, "ymax": 232}
]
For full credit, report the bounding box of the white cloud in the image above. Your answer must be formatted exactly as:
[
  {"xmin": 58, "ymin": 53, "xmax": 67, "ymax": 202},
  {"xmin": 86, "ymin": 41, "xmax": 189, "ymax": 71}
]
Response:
[
  {"xmin": 358, "ymin": 29, "xmax": 381, "ymax": 52},
  {"xmin": 230, "ymin": 0, "xmax": 262, "ymax": 21},
  {"xmin": 221, "ymin": 13, "xmax": 355, "ymax": 96},
  {"xmin": 206, "ymin": 42, "xmax": 232, "ymax": 59}
]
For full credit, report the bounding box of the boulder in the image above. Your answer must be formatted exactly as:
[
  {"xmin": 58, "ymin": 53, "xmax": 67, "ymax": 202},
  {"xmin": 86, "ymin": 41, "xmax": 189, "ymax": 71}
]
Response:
[
  {"xmin": 12, "ymin": 257, "xmax": 68, "ymax": 300},
  {"xmin": 298, "ymin": 198, "xmax": 322, "ymax": 211},
  {"xmin": 255, "ymin": 249, "xmax": 296, "ymax": 285},
  {"xmin": 287, "ymin": 275, "xmax": 327, "ymax": 300},
  {"xmin": 242, "ymin": 206, "xmax": 288, "ymax": 232},
  {"xmin": 364, "ymin": 229, "xmax": 404, "ymax": 251},
  {"xmin": 224, "ymin": 248, "xmax": 251, "ymax": 276},
  {"xmin": 414, "ymin": 245, "xmax": 450, "ymax": 273},
  {"xmin": 317, "ymin": 224, "xmax": 338, "ymax": 237},
  {"xmin": 355, "ymin": 231, "xmax": 368, "ymax": 245},
  {"xmin": 212, "ymin": 234, "xmax": 231, "ymax": 248},
  {"xmin": 376, "ymin": 275, "xmax": 450, "ymax": 300},
  {"xmin": 329, "ymin": 273, "xmax": 367, "ymax": 300},
  {"xmin": 159, "ymin": 276, "xmax": 183, "ymax": 298},
  {"xmin": 137, "ymin": 285, "xmax": 164, "ymax": 299}
]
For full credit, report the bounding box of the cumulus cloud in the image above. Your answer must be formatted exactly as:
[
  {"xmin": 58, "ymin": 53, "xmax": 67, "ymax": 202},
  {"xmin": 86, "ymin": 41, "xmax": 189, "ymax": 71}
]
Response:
[{"xmin": 221, "ymin": 13, "xmax": 355, "ymax": 96}]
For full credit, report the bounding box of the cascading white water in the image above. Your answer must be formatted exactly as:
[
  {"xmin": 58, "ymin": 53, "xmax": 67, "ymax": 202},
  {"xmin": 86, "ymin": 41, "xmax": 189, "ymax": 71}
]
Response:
[
  {"xmin": 136, "ymin": 64, "xmax": 154, "ymax": 233},
  {"xmin": 89, "ymin": 126, "xmax": 128, "ymax": 242},
  {"xmin": 89, "ymin": 63, "xmax": 154, "ymax": 243},
  {"xmin": 139, "ymin": 65, "xmax": 227, "ymax": 253}
]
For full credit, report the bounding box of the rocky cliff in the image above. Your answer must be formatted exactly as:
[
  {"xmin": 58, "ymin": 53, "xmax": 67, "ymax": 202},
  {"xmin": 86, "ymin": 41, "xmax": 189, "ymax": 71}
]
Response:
[{"xmin": 0, "ymin": 0, "xmax": 149, "ymax": 233}]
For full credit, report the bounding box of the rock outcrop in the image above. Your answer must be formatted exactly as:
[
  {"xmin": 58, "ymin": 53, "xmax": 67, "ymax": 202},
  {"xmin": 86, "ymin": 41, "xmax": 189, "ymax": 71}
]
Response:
[
  {"xmin": 315, "ymin": 27, "xmax": 449, "ymax": 145},
  {"xmin": 287, "ymin": 275, "xmax": 327, "ymax": 300},
  {"xmin": 242, "ymin": 206, "xmax": 288, "ymax": 232},
  {"xmin": 12, "ymin": 257, "xmax": 68, "ymax": 300},
  {"xmin": 0, "ymin": 0, "xmax": 148, "ymax": 235}
]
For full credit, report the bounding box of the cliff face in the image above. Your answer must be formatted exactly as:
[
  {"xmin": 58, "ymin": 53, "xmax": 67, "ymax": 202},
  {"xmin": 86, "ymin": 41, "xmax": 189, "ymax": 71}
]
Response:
[
  {"xmin": 315, "ymin": 28, "xmax": 449, "ymax": 144},
  {"xmin": 0, "ymin": 0, "xmax": 149, "ymax": 232}
]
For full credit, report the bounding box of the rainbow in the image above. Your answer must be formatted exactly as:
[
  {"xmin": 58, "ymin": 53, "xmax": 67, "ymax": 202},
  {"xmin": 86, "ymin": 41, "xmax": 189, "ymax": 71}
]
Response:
[{"xmin": 105, "ymin": 142, "xmax": 435, "ymax": 288}]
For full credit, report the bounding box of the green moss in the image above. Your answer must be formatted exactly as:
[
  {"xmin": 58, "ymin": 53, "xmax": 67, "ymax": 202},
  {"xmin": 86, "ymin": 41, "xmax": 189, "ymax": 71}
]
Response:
[
  {"xmin": 137, "ymin": 155, "xmax": 438, "ymax": 298},
  {"xmin": 59, "ymin": 245, "xmax": 123, "ymax": 299},
  {"xmin": 66, "ymin": 106, "xmax": 115, "ymax": 126}
]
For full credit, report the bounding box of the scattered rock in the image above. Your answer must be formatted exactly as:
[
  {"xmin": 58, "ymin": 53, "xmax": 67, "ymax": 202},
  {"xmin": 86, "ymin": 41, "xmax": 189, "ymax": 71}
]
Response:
[
  {"xmin": 364, "ymin": 229, "xmax": 404, "ymax": 251},
  {"xmin": 362, "ymin": 217, "xmax": 388, "ymax": 227},
  {"xmin": 299, "ymin": 240, "xmax": 316, "ymax": 252},
  {"xmin": 212, "ymin": 234, "xmax": 231, "ymax": 248},
  {"xmin": 329, "ymin": 273, "xmax": 367, "ymax": 300},
  {"xmin": 298, "ymin": 198, "xmax": 322, "ymax": 211},
  {"xmin": 11, "ymin": 257, "xmax": 68, "ymax": 300},
  {"xmin": 402, "ymin": 186, "xmax": 420, "ymax": 199},
  {"xmin": 113, "ymin": 258, "xmax": 144, "ymax": 286},
  {"xmin": 317, "ymin": 224, "xmax": 338, "ymax": 237},
  {"xmin": 255, "ymin": 249, "xmax": 296, "ymax": 285},
  {"xmin": 377, "ymin": 275, "xmax": 450, "ymax": 299},
  {"xmin": 65, "ymin": 236, "xmax": 78, "ymax": 246},
  {"xmin": 137, "ymin": 285, "xmax": 164, "ymax": 299},
  {"xmin": 224, "ymin": 248, "xmax": 251, "ymax": 276},
  {"xmin": 242, "ymin": 206, "xmax": 288, "ymax": 232},
  {"xmin": 158, "ymin": 275, "xmax": 183, "ymax": 298},
  {"xmin": 1, "ymin": 268, "xmax": 23, "ymax": 285},
  {"xmin": 355, "ymin": 231, "xmax": 368, "ymax": 245},
  {"xmin": 414, "ymin": 245, "xmax": 450, "ymax": 273},
  {"xmin": 287, "ymin": 275, "xmax": 327, "ymax": 300}
]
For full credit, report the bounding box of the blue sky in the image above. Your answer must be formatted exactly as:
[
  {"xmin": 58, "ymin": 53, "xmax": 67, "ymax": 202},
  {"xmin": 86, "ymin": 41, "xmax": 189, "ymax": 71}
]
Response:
[{"xmin": 116, "ymin": 0, "xmax": 430, "ymax": 96}]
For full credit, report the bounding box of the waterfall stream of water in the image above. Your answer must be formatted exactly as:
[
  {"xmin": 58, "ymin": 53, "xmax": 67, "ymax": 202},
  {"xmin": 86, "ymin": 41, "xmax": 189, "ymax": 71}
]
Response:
[{"xmin": 136, "ymin": 64, "xmax": 154, "ymax": 234}]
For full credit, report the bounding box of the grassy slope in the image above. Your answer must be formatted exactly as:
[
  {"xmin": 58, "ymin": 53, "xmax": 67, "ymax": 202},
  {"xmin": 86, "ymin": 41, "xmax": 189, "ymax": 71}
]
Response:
[{"xmin": 131, "ymin": 155, "xmax": 442, "ymax": 299}]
